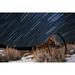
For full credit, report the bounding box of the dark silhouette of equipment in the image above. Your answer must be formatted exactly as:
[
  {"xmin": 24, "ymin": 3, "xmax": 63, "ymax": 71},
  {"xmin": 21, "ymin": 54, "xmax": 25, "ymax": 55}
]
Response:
[{"xmin": 56, "ymin": 33, "xmax": 67, "ymax": 54}]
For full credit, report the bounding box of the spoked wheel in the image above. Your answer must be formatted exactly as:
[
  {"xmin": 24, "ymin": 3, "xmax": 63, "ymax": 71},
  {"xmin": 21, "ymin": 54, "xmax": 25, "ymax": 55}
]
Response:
[{"xmin": 50, "ymin": 33, "xmax": 67, "ymax": 54}]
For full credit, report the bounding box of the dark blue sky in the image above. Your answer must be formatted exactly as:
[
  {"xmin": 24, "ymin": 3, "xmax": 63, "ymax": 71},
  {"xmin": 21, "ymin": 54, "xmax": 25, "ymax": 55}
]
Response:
[{"xmin": 0, "ymin": 13, "xmax": 75, "ymax": 47}]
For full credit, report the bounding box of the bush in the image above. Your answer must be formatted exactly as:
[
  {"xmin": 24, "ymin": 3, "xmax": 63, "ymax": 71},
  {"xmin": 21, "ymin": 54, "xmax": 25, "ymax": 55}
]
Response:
[
  {"xmin": 5, "ymin": 47, "xmax": 21, "ymax": 60},
  {"xmin": 1, "ymin": 47, "xmax": 21, "ymax": 61},
  {"xmin": 32, "ymin": 38, "xmax": 66, "ymax": 62}
]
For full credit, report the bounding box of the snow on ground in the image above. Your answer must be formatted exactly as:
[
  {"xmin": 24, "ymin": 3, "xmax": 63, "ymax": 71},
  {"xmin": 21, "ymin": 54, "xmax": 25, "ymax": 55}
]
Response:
[
  {"xmin": 10, "ymin": 51, "xmax": 75, "ymax": 62},
  {"xmin": 11, "ymin": 54, "xmax": 75, "ymax": 62},
  {"xmin": 66, "ymin": 54, "xmax": 75, "ymax": 62},
  {"xmin": 10, "ymin": 54, "xmax": 75, "ymax": 62},
  {"xmin": 9, "ymin": 55, "xmax": 35, "ymax": 62},
  {"xmin": 9, "ymin": 57, "xmax": 34, "ymax": 62}
]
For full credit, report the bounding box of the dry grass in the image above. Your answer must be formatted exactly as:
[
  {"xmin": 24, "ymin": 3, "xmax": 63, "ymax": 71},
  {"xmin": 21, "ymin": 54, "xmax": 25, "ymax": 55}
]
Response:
[
  {"xmin": 31, "ymin": 37, "xmax": 66, "ymax": 62},
  {"xmin": 4, "ymin": 47, "xmax": 21, "ymax": 61},
  {"xmin": 31, "ymin": 43, "xmax": 75, "ymax": 62},
  {"xmin": 0, "ymin": 47, "xmax": 21, "ymax": 62},
  {"xmin": 65, "ymin": 44, "xmax": 75, "ymax": 55},
  {"xmin": 20, "ymin": 50, "xmax": 32, "ymax": 57},
  {"xmin": 32, "ymin": 46, "xmax": 66, "ymax": 62}
]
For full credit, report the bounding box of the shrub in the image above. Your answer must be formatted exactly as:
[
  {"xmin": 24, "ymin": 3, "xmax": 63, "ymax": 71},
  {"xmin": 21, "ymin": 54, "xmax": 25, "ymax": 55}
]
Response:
[
  {"xmin": 32, "ymin": 37, "xmax": 66, "ymax": 62},
  {"xmin": 3, "ymin": 47, "xmax": 21, "ymax": 61},
  {"xmin": 0, "ymin": 47, "xmax": 32, "ymax": 62}
]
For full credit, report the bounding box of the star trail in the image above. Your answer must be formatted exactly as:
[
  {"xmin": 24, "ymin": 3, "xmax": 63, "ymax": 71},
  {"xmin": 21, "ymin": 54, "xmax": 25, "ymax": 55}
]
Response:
[{"xmin": 0, "ymin": 13, "xmax": 75, "ymax": 47}]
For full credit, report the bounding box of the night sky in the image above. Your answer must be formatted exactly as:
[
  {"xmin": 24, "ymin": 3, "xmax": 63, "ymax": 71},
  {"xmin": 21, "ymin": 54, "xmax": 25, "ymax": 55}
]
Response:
[{"xmin": 0, "ymin": 13, "xmax": 75, "ymax": 47}]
